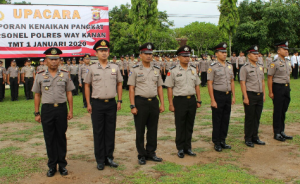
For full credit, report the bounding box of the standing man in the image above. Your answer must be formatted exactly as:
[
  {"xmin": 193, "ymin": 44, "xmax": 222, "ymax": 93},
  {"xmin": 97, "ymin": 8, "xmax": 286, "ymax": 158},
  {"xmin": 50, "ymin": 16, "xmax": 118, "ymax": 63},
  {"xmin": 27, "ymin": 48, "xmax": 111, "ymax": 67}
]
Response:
[
  {"xmin": 32, "ymin": 47, "xmax": 74, "ymax": 177},
  {"xmin": 236, "ymin": 51, "xmax": 246, "ymax": 82},
  {"xmin": 79, "ymin": 54, "xmax": 91, "ymax": 108},
  {"xmin": 164, "ymin": 55, "xmax": 172, "ymax": 83},
  {"xmin": 7, "ymin": 59, "xmax": 20, "ymax": 101},
  {"xmin": 230, "ymin": 52, "xmax": 237, "ymax": 80},
  {"xmin": 240, "ymin": 45, "xmax": 266, "ymax": 147},
  {"xmin": 291, "ymin": 51, "xmax": 299, "ymax": 79},
  {"xmin": 21, "ymin": 60, "xmax": 28, "ymax": 98},
  {"xmin": 207, "ymin": 42, "xmax": 235, "ymax": 152},
  {"xmin": 265, "ymin": 53, "xmax": 272, "ymax": 69},
  {"xmin": 268, "ymin": 41, "xmax": 293, "ymax": 141},
  {"xmin": 21, "ymin": 59, "xmax": 35, "ymax": 100},
  {"xmin": 0, "ymin": 61, "xmax": 6, "ymax": 102},
  {"xmin": 199, "ymin": 54, "xmax": 210, "ymax": 87},
  {"xmin": 84, "ymin": 40, "xmax": 123, "ymax": 170},
  {"xmin": 128, "ymin": 43, "xmax": 164, "ymax": 165},
  {"xmin": 70, "ymin": 58, "xmax": 79, "ymax": 95},
  {"xmin": 123, "ymin": 55, "xmax": 129, "ymax": 90},
  {"xmin": 165, "ymin": 45, "xmax": 201, "ymax": 158},
  {"xmin": 36, "ymin": 59, "xmax": 45, "ymax": 73}
]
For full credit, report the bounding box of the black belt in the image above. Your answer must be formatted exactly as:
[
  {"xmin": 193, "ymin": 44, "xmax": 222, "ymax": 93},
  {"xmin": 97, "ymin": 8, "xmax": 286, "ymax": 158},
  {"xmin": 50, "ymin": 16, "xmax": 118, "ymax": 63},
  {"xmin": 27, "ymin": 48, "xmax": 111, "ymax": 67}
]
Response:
[
  {"xmin": 10, "ymin": 77, "xmax": 17, "ymax": 79},
  {"xmin": 213, "ymin": 90, "xmax": 231, "ymax": 95},
  {"xmin": 135, "ymin": 96, "xmax": 157, "ymax": 101},
  {"xmin": 174, "ymin": 95, "xmax": 195, "ymax": 99},
  {"xmin": 92, "ymin": 98, "xmax": 115, "ymax": 103},
  {"xmin": 247, "ymin": 91, "xmax": 263, "ymax": 96},
  {"xmin": 273, "ymin": 83, "xmax": 289, "ymax": 87},
  {"xmin": 43, "ymin": 102, "xmax": 66, "ymax": 107},
  {"xmin": 25, "ymin": 77, "xmax": 33, "ymax": 78}
]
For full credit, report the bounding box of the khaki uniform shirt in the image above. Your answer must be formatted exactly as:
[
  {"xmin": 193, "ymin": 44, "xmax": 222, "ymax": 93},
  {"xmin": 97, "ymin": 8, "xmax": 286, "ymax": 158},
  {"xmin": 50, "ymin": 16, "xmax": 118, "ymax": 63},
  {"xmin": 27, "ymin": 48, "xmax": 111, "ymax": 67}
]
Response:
[
  {"xmin": 7, "ymin": 66, "xmax": 19, "ymax": 78},
  {"xmin": 230, "ymin": 56, "xmax": 237, "ymax": 64},
  {"xmin": 21, "ymin": 66, "xmax": 35, "ymax": 77},
  {"xmin": 164, "ymin": 65, "xmax": 200, "ymax": 96},
  {"xmin": 207, "ymin": 61, "xmax": 234, "ymax": 92},
  {"xmin": 36, "ymin": 65, "xmax": 45, "ymax": 73},
  {"xmin": 70, "ymin": 64, "xmax": 79, "ymax": 75},
  {"xmin": 0, "ymin": 67, "xmax": 6, "ymax": 78},
  {"xmin": 58, "ymin": 65, "xmax": 69, "ymax": 71},
  {"xmin": 236, "ymin": 56, "xmax": 246, "ymax": 67},
  {"xmin": 199, "ymin": 59, "xmax": 211, "ymax": 72},
  {"xmin": 265, "ymin": 57, "xmax": 272, "ymax": 68},
  {"xmin": 78, "ymin": 64, "xmax": 89, "ymax": 84},
  {"xmin": 240, "ymin": 62, "xmax": 264, "ymax": 93},
  {"xmin": 32, "ymin": 70, "xmax": 75, "ymax": 104},
  {"xmin": 268, "ymin": 58, "xmax": 292, "ymax": 84},
  {"xmin": 129, "ymin": 60, "xmax": 137, "ymax": 71},
  {"xmin": 165, "ymin": 61, "xmax": 173, "ymax": 71},
  {"xmin": 258, "ymin": 57, "xmax": 264, "ymax": 66},
  {"xmin": 128, "ymin": 64, "xmax": 163, "ymax": 98},
  {"xmin": 123, "ymin": 60, "xmax": 129, "ymax": 71},
  {"xmin": 84, "ymin": 63, "xmax": 123, "ymax": 99}
]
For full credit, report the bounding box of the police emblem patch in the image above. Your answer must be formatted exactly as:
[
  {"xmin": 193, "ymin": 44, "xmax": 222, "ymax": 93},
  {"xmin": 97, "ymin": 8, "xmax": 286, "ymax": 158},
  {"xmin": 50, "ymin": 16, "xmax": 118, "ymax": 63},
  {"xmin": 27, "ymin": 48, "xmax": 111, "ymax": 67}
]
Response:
[
  {"xmin": 147, "ymin": 44, "xmax": 152, "ymax": 50},
  {"xmin": 184, "ymin": 47, "xmax": 189, "ymax": 52},
  {"xmin": 207, "ymin": 68, "xmax": 212, "ymax": 73},
  {"xmin": 270, "ymin": 63, "xmax": 275, "ymax": 69},
  {"xmin": 101, "ymin": 40, "xmax": 106, "ymax": 46},
  {"xmin": 51, "ymin": 49, "xmax": 57, "ymax": 55}
]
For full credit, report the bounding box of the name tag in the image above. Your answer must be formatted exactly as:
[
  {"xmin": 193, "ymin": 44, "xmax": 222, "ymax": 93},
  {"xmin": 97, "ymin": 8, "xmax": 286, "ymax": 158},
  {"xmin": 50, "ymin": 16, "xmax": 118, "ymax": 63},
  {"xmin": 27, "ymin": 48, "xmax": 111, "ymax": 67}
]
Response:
[
  {"xmin": 94, "ymin": 74, "xmax": 100, "ymax": 76},
  {"xmin": 43, "ymin": 80, "xmax": 50, "ymax": 82},
  {"xmin": 176, "ymin": 73, "xmax": 182, "ymax": 77}
]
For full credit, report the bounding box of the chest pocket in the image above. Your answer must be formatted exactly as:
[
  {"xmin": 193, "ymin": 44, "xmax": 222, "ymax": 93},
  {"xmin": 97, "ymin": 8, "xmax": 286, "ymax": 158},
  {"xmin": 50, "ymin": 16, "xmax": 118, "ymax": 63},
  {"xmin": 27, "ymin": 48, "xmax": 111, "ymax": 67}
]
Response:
[
  {"xmin": 93, "ymin": 75, "xmax": 102, "ymax": 81},
  {"xmin": 152, "ymin": 76, "xmax": 158, "ymax": 81},
  {"xmin": 278, "ymin": 66, "xmax": 285, "ymax": 72},
  {"xmin": 57, "ymin": 82, "xmax": 65, "ymax": 86},
  {"xmin": 248, "ymin": 71, "xmax": 256, "ymax": 76},
  {"xmin": 137, "ymin": 76, "xmax": 145, "ymax": 82},
  {"xmin": 216, "ymin": 70, "xmax": 225, "ymax": 76},
  {"xmin": 42, "ymin": 82, "xmax": 51, "ymax": 87}
]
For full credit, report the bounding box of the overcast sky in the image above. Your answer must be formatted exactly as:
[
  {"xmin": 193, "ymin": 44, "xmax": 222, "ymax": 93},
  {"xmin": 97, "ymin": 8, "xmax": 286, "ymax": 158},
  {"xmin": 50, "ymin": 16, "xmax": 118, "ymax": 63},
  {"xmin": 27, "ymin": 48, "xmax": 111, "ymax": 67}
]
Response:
[{"xmin": 11, "ymin": 0, "xmax": 225, "ymax": 28}]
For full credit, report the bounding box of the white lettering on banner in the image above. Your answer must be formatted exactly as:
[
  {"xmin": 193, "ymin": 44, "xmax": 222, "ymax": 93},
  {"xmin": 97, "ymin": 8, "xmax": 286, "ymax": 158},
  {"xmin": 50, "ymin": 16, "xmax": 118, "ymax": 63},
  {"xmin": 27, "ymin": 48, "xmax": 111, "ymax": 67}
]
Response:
[{"xmin": 0, "ymin": 5, "xmax": 110, "ymax": 58}]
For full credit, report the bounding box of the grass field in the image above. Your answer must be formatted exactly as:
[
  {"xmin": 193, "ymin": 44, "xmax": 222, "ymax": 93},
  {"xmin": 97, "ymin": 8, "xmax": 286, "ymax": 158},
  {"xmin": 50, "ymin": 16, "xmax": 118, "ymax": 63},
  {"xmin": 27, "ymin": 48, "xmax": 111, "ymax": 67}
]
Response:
[{"xmin": 1, "ymin": 75, "xmax": 300, "ymax": 183}]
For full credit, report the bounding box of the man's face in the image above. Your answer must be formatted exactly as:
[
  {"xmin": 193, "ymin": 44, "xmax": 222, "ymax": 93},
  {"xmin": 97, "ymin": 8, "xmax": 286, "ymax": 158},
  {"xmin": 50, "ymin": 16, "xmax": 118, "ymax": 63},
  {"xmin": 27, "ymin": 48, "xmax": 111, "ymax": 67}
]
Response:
[
  {"xmin": 95, "ymin": 50, "xmax": 109, "ymax": 60},
  {"xmin": 248, "ymin": 53, "xmax": 258, "ymax": 62},
  {"xmin": 40, "ymin": 62, "xmax": 44, "ymax": 66},
  {"xmin": 72, "ymin": 59, "xmax": 76, "ymax": 64},
  {"xmin": 113, "ymin": 58, "xmax": 117, "ymax": 62},
  {"xmin": 179, "ymin": 55, "xmax": 190, "ymax": 64},
  {"xmin": 46, "ymin": 58, "xmax": 60, "ymax": 70},
  {"xmin": 140, "ymin": 53, "xmax": 153, "ymax": 63},
  {"xmin": 67, "ymin": 61, "xmax": 71, "ymax": 65},
  {"xmin": 125, "ymin": 56, "xmax": 129, "ymax": 60},
  {"xmin": 233, "ymin": 53, "xmax": 236, "ymax": 57},
  {"xmin": 277, "ymin": 48, "xmax": 288, "ymax": 57},
  {"xmin": 131, "ymin": 56, "xmax": 134, "ymax": 60},
  {"xmin": 166, "ymin": 57, "xmax": 170, "ymax": 62},
  {"xmin": 258, "ymin": 54, "xmax": 262, "ymax": 57},
  {"xmin": 216, "ymin": 51, "xmax": 227, "ymax": 62},
  {"xmin": 84, "ymin": 58, "xmax": 90, "ymax": 64},
  {"xmin": 120, "ymin": 57, "xmax": 124, "ymax": 61},
  {"xmin": 27, "ymin": 61, "xmax": 31, "ymax": 66},
  {"xmin": 268, "ymin": 53, "xmax": 271, "ymax": 57},
  {"xmin": 12, "ymin": 62, "xmax": 16, "ymax": 67}
]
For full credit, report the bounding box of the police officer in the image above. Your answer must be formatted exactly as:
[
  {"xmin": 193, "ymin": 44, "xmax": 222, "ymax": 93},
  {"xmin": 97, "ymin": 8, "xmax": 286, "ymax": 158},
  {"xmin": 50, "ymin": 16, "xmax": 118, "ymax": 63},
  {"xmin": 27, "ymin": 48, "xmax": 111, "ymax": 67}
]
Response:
[
  {"xmin": 165, "ymin": 45, "xmax": 201, "ymax": 158},
  {"xmin": 291, "ymin": 51, "xmax": 299, "ymax": 79},
  {"xmin": 230, "ymin": 52, "xmax": 237, "ymax": 80},
  {"xmin": 70, "ymin": 58, "xmax": 79, "ymax": 95},
  {"xmin": 21, "ymin": 59, "xmax": 35, "ymax": 100},
  {"xmin": 265, "ymin": 53, "xmax": 272, "ymax": 69},
  {"xmin": 7, "ymin": 59, "xmax": 20, "ymax": 101},
  {"xmin": 84, "ymin": 40, "xmax": 123, "ymax": 170},
  {"xmin": 268, "ymin": 41, "xmax": 293, "ymax": 141},
  {"xmin": 122, "ymin": 55, "xmax": 129, "ymax": 90},
  {"xmin": 32, "ymin": 47, "xmax": 74, "ymax": 177},
  {"xmin": 58, "ymin": 58, "xmax": 68, "ymax": 71},
  {"xmin": 79, "ymin": 54, "xmax": 91, "ymax": 108},
  {"xmin": 164, "ymin": 55, "xmax": 172, "ymax": 83},
  {"xmin": 207, "ymin": 42, "xmax": 236, "ymax": 152},
  {"xmin": 128, "ymin": 43, "xmax": 165, "ymax": 165},
  {"xmin": 37, "ymin": 59, "xmax": 46, "ymax": 73},
  {"xmin": 199, "ymin": 54, "xmax": 211, "ymax": 87},
  {"xmin": 236, "ymin": 51, "xmax": 246, "ymax": 81},
  {"xmin": 0, "ymin": 61, "xmax": 6, "ymax": 102},
  {"xmin": 240, "ymin": 45, "xmax": 266, "ymax": 147}
]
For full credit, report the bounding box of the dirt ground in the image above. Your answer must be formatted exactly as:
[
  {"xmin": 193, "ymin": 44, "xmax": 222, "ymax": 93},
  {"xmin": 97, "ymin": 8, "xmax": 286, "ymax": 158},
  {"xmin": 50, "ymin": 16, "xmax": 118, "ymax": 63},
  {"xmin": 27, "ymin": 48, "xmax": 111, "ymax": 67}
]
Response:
[{"xmin": 1, "ymin": 105, "xmax": 300, "ymax": 184}]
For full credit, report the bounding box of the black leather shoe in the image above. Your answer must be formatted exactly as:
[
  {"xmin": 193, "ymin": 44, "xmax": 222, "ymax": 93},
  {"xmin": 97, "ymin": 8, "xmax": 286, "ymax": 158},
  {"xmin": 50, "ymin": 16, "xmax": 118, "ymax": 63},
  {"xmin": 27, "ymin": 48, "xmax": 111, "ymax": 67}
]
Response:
[
  {"xmin": 281, "ymin": 132, "xmax": 293, "ymax": 140},
  {"xmin": 214, "ymin": 145, "xmax": 222, "ymax": 152},
  {"xmin": 138, "ymin": 157, "xmax": 146, "ymax": 165},
  {"xmin": 252, "ymin": 139, "xmax": 265, "ymax": 145},
  {"xmin": 220, "ymin": 142, "xmax": 231, "ymax": 149},
  {"xmin": 274, "ymin": 134, "xmax": 285, "ymax": 141},
  {"xmin": 146, "ymin": 155, "xmax": 163, "ymax": 162},
  {"xmin": 105, "ymin": 157, "xmax": 118, "ymax": 168},
  {"xmin": 177, "ymin": 150, "xmax": 184, "ymax": 158},
  {"xmin": 46, "ymin": 168, "xmax": 57, "ymax": 177},
  {"xmin": 97, "ymin": 163, "xmax": 105, "ymax": 170},
  {"xmin": 184, "ymin": 149, "xmax": 196, "ymax": 156},
  {"xmin": 245, "ymin": 141, "xmax": 254, "ymax": 147},
  {"xmin": 59, "ymin": 167, "xmax": 68, "ymax": 176}
]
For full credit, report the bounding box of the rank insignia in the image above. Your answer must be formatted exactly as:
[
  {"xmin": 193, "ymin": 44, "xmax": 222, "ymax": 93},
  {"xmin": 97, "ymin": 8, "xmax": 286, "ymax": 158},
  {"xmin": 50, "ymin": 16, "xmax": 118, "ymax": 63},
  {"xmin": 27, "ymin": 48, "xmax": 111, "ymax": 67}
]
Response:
[
  {"xmin": 260, "ymin": 67, "xmax": 262, "ymax": 71},
  {"xmin": 112, "ymin": 68, "xmax": 116, "ymax": 73},
  {"xmin": 59, "ymin": 73, "xmax": 64, "ymax": 78},
  {"xmin": 228, "ymin": 66, "xmax": 231, "ymax": 69},
  {"xmin": 192, "ymin": 70, "xmax": 195, "ymax": 75},
  {"xmin": 270, "ymin": 63, "xmax": 275, "ymax": 69},
  {"xmin": 207, "ymin": 68, "xmax": 212, "ymax": 74},
  {"xmin": 44, "ymin": 76, "xmax": 49, "ymax": 79}
]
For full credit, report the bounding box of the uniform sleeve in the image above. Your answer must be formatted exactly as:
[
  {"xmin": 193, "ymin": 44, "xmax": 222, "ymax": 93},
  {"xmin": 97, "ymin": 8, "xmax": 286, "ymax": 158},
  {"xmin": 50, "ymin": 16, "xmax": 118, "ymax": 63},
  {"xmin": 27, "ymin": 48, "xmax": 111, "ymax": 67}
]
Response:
[
  {"xmin": 7, "ymin": 68, "xmax": 10, "ymax": 74},
  {"xmin": 84, "ymin": 67, "xmax": 92, "ymax": 84},
  {"xmin": 31, "ymin": 76, "xmax": 41, "ymax": 93},
  {"xmin": 239, "ymin": 66, "xmax": 247, "ymax": 81},
  {"xmin": 267, "ymin": 62, "xmax": 276, "ymax": 76},
  {"xmin": 66, "ymin": 75, "xmax": 75, "ymax": 92},
  {"xmin": 78, "ymin": 67, "xmax": 82, "ymax": 84},
  {"xmin": 127, "ymin": 69, "xmax": 136, "ymax": 86},
  {"xmin": 117, "ymin": 67, "xmax": 123, "ymax": 83},
  {"xmin": 164, "ymin": 70, "xmax": 174, "ymax": 88},
  {"xmin": 157, "ymin": 70, "xmax": 163, "ymax": 87},
  {"xmin": 20, "ymin": 68, "xmax": 24, "ymax": 74},
  {"xmin": 195, "ymin": 73, "xmax": 201, "ymax": 85},
  {"xmin": 207, "ymin": 67, "xmax": 214, "ymax": 81},
  {"xmin": 33, "ymin": 68, "xmax": 36, "ymax": 73}
]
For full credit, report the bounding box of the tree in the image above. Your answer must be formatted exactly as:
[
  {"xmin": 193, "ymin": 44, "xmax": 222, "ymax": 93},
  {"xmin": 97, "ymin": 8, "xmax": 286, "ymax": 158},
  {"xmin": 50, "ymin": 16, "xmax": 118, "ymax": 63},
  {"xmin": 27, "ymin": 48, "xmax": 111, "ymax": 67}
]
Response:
[
  {"xmin": 14, "ymin": 1, "xmax": 31, "ymax": 4},
  {"xmin": 130, "ymin": 0, "xmax": 159, "ymax": 45},
  {"xmin": 218, "ymin": 0, "xmax": 239, "ymax": 56}
]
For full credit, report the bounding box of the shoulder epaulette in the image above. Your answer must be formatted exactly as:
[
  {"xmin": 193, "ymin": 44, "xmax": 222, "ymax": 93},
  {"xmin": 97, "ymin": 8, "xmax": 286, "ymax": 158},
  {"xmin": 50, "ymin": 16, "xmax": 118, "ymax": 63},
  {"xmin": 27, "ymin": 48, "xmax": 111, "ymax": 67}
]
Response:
[
  {"xmin": 153, "ymin": 65, "xmax": 160, "ymax": 69},
  {"xmin": 210, "ymin": 62, "xmax": 217, "ymax": 66},
  {"xmin": 243, "ymin": 63, "xmax": 249, "ymax": 66},
  {"xmin": 133, "ymin": 64, "xmax": 139, "ymax": 68},
  {"xmin": 272, "ymin": 59, "xmax": 278, "ymax": 62},
  {"xmin": 37, "ymin": 70, "xmax": 45, "ymax": 74},
  {"xmin": 257, "ymin": 63, "xmax": 263, "ymax": 66},
  {"xmin": 190, "ymin": 64, "xmax": 196, "ymax": 68},
  {"xmin": 170, "ymin": 65, "xmax": 176, "ymax": 70},
  {"xmin": 61, "ymin": 69, "xmax": 69, "ymax": 73},
  {"xmin": 226, "ymin": 61, "xmax": 231, "ymax": 64}
]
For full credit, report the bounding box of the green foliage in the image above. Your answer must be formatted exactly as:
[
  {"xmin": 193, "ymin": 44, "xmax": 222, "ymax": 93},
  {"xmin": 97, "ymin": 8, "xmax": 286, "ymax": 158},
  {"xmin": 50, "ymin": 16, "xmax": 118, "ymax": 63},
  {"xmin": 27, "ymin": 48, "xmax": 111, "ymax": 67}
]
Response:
[
  {"xmin": 14, "ymin": 1, "xmax": 31, "ymax": 4},
  {"xmin": 130, "ymin": 0, "xmax": 159, "ymax": 45}
]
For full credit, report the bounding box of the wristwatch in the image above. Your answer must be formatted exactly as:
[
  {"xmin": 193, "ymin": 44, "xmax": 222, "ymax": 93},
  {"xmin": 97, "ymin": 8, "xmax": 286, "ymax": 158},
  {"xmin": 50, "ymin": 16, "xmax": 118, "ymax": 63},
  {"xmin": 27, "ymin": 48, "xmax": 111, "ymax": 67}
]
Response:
[
  {"xmin": 130, "ymin": 105, "xmax": 136, "ymax": 109},
  {"xmin": 34, "ymin": 112, "xmax": 40, "ymax": 116},
  {"xmin": 197, "ymin": 101, "xmax": 202, "ymax": 104},
  {"xmin": 117, "ymin": 100, "xmax": 123, "ymax": 103}
]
